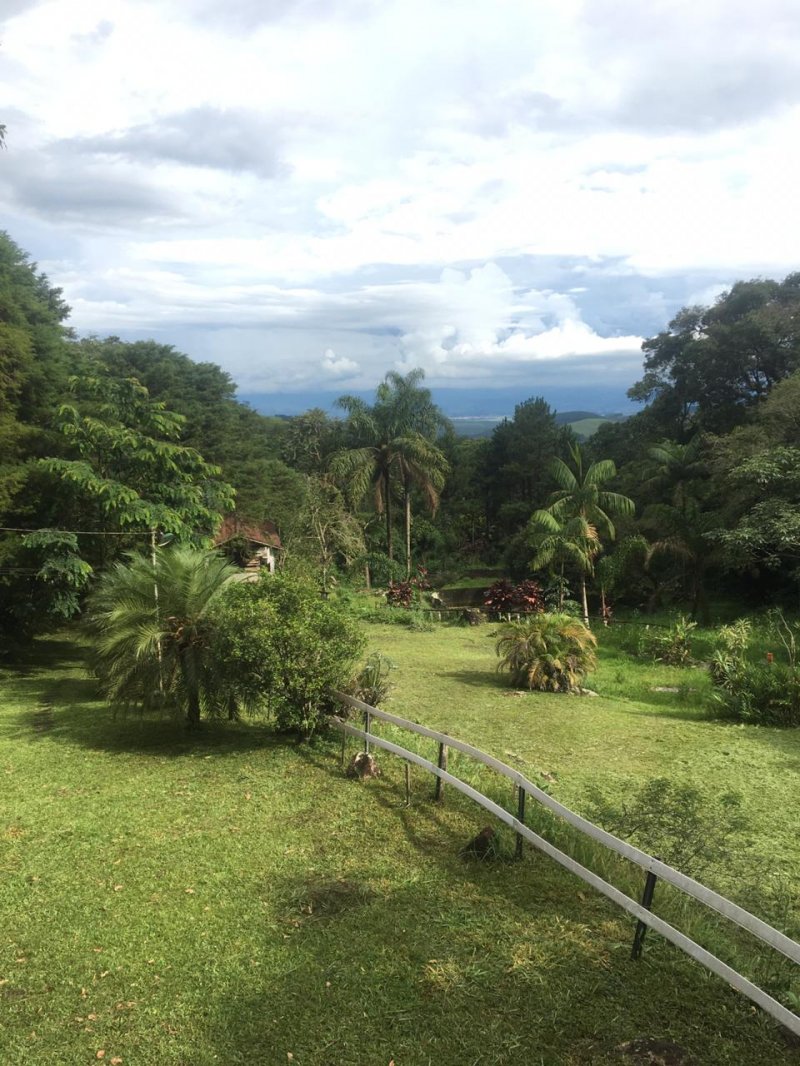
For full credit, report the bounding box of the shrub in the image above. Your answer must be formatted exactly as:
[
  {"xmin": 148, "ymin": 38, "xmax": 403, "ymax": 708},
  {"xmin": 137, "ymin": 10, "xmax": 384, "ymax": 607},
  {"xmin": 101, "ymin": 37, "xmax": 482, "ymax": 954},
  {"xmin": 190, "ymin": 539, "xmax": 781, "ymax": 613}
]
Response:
[
  {"xmin": 495, "ymin": 613, "xmax": 597, "ymax": 693},
  {"xmin": 210, "ymin": 572, "xmax": 366, "ymax": 738},
  {"xmin": 584, "ymin": 777, "xmax": 750, "ymax": 878},
  {"xmin": 483, "ymin": 579, "xmax": 544, "ymax": 616},
  {"xmin": 711, "ymin": 660, "xmax": 800, "ymax": 727},
  {"xmin": 357, "ymin": 604, "xmax": 434, "ymax": 631},
  {"xmin": 710, "ymin": 613, "xmax": 800, "ymax": 727},
  {"xmin": 385, "ymin": 567, "xmax": 431, "ymax": 608},
  {"xmin": 346, "ymin": 652, "xmax": 395, "ymax": 708},
  {"xmin": 637, "ymin": 615, "xmax": 697, "ymax": 665}
]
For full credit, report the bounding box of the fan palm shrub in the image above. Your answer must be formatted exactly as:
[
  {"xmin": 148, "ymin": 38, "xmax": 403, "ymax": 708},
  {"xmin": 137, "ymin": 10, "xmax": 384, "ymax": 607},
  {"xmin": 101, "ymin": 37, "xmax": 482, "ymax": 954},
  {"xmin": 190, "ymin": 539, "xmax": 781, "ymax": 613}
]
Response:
[
  {"xmin": 495, "ymin": 612, "xmax": 598, "ymax": 693},
  {"xmin": 86, "ymin": 547, "xmax": 238, "ymax": 726}
]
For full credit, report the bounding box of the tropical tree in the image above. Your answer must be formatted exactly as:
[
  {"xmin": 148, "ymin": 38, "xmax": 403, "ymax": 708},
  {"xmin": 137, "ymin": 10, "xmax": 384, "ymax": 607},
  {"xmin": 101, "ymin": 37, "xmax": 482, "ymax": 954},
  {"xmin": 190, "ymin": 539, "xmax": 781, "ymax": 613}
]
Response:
[
  {"xmin": 640, "ymin": 437, "xmax": 713, "ymax": 621},
  {"xmin": 330, "ymin": 369, "xmax": 448, "ymax": 572},
  {"xmin": 293, "ymin": 476, "xmax": 366, "ymax": 594},
  {"xmin": 86, "ymin": 547, "xmax": 238, "ymax": 726},
  {"xmin": 528, "ymin": 443, "xmax": 634, "ymax": 624},
  {"xmin": 379, "ymin": 370, "xmax": 450, "ymax": 574}
]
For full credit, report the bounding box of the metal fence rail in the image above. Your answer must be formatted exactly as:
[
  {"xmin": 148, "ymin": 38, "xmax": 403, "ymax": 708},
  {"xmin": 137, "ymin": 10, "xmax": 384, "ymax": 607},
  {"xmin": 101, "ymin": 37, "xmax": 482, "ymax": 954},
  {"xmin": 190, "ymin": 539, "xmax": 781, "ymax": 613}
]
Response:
[{"xmin": 333, "ymin": 692, "xmax": 800, "ymax": 1038}]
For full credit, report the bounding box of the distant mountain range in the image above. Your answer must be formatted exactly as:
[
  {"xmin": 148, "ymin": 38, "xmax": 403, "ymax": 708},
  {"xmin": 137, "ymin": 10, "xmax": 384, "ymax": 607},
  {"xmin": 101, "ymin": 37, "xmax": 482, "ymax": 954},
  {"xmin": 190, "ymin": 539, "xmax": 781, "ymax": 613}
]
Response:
[{"xmin": 239, "ymin": 385, "xmax": 637, "ymax": 422}]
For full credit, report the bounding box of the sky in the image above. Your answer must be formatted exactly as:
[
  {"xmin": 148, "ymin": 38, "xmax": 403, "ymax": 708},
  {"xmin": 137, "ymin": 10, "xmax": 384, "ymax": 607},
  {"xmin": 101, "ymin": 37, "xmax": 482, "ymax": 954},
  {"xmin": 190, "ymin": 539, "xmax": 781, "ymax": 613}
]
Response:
[{"xmin": 1, "ymin": 0, "xmax": 799, "ymax": 412}]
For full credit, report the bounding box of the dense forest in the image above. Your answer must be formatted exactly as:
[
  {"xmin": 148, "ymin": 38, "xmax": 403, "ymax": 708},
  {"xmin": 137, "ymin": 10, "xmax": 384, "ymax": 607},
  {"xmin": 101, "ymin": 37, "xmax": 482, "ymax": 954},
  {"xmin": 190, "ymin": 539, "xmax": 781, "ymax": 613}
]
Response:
[{"xmin": 2, "ymin": 228, "xmax": 800, "ymax": 646}]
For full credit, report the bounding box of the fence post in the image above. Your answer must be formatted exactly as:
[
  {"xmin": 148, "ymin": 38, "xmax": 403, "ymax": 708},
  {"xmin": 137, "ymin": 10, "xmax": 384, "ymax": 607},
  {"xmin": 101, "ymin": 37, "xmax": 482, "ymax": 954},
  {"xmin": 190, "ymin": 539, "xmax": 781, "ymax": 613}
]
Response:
[
  {"xmin": 340, "ymin": 725, "xmax": 347, "ymax": 769},
  {"xmin": 515, "ymin": 785, "xmax": 526, "ymax": 860},
  {"xmin": 434, "ymin": 741, "xmax": 448, "ymax": 801},
  {"xmin": 631, "ymin": 866, "xmax": 659, "ymax": 959},
  {"xmin": 364, "ymin": 710, "xmax": 371, "ymax": 753},
  {"xmin": 404, "ymin": 763, "xmax": 412, "ymax": 807}
]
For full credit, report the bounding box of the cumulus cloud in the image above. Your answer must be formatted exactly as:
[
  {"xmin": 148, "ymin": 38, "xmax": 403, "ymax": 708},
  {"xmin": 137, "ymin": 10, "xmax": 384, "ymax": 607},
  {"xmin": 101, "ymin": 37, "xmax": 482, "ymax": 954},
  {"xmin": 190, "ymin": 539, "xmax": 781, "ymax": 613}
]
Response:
[
  {"xmin": 320, "ymin": 348, "xmax": 359, "ymax": 376},
  {"xmin": 1, "ymin": 0, "xmax": 797, "ymax": 403},
  {"xmin": 72, "ymin": 106, "xmax": 288, "ymax": 177}
]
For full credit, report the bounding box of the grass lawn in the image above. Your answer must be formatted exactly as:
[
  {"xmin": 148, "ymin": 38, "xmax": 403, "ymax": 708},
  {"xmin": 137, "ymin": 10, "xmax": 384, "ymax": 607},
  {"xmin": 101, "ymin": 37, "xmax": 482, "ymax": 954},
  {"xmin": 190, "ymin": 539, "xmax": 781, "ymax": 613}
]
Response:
[{"xmin": 1, "ymin": 628, "xmax": 798, "ymax": 1065}]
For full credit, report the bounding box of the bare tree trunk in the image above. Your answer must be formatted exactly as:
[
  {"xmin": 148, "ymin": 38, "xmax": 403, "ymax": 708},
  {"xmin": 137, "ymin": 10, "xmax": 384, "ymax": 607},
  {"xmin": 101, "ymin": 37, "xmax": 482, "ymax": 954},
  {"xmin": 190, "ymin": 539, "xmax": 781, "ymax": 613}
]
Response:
[
  {"xmin": 581, "ymin": 575, "xmax": 590, "ymax": 627},
  {"xmin": 181, "ymin": 647, "xmax": 201, "ymax": 728},
  {"xmin": 405, "ymin": 487, "xmax": 412, "ymax": 578},
  {"xmin": 385, "ymin": 473, "xmax": 393, "ymax": 560}
]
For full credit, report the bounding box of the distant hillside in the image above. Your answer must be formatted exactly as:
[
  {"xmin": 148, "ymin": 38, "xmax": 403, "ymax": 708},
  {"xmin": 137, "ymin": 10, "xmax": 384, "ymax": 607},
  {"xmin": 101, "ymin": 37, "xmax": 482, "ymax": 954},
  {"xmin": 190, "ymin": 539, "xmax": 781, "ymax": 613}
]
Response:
[
  {"xmin": 568, "ymin": 417, "xmax": 616, "ymax": 440},
  {"xmin": 451, "ymin": 411, "xmax": 627, "ymax": 439},
  {"xmin": 554, "ymin": 410, "xmax": 601, "ymax": 425}
]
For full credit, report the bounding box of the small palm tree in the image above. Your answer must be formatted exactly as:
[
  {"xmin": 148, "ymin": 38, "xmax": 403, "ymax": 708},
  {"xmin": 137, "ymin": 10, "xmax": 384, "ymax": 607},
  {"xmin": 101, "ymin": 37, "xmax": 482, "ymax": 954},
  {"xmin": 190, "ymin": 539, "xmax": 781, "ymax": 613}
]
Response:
[
  {"xmin": 495, "ymin": 613, "xmax": 598, "ymax": 693},
  {"xmin": 86, "ymin": 547, "xmax": 237, "ymax": 726}
]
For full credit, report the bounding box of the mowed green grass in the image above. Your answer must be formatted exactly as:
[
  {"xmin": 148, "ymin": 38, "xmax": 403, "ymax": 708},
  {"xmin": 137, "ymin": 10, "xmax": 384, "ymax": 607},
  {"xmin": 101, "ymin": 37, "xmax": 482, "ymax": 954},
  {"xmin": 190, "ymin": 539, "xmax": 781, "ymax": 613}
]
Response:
[{"xmin": 0, "ymin": 630, "xmax": 798, "ymax": 1065}]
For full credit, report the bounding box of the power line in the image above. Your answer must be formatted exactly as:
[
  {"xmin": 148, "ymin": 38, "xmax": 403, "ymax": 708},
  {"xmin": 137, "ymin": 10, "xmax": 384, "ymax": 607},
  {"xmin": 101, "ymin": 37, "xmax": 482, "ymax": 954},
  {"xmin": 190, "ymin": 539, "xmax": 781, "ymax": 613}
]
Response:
[{"xmin": 0, "ymin": 526, "xmax": 153, "ymax": 536}]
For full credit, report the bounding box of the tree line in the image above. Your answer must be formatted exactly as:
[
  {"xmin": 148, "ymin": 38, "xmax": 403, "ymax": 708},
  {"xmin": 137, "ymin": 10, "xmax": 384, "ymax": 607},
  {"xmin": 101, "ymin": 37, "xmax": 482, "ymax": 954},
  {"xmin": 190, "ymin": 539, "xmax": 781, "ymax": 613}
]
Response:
[{"xmin": 2, "ymin": 227, "xmax": 800, "ymax": 648}]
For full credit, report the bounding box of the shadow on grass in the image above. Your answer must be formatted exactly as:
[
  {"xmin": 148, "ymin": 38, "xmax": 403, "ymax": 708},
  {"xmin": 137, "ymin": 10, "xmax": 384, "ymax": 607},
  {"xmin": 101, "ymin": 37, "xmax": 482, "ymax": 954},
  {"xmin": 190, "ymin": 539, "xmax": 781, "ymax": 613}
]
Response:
[
  {"xmin": 192, "ymin": 814, "xmax": 791, "ymax": 1066},
  {"xmin": 1, "ymin": 632, "xmax": 87, "ymax": 673},
  {"xmin": 0, "ymin": 629, "xmax": 289, "ymax": 757},
  {"xmin": 441, "ymin": 668, "xmax": 509, "ymax": 690}
]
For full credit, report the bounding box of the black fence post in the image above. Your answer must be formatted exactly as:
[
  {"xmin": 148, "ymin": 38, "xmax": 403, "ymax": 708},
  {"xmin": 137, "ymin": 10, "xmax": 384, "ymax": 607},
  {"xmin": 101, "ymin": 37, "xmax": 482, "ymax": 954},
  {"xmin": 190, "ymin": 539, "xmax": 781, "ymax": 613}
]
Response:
[
  {"xmin": 364, "ymin": 710, "xmax": 371, "ymax": 753},
  {"xmin": 631, "ymin": 867, "xmax": 659, "ymax": 960},
  {"xmin": 434, "ymin": 741, "xmax": 447, "ymax": 801},
  {"xmin": 515, "ymin": 785, "xmax": 526, "ymax": 860}
]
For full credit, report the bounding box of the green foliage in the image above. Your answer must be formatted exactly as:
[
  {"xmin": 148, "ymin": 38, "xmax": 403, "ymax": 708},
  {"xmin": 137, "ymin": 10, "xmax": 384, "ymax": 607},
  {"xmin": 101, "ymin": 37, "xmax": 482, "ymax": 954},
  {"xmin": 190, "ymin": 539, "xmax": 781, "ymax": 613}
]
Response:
[
  {"xmin": 495, "ymin": 613, "xmax": 598, "ymax": 692},
  {"xmin": 584, "ymin": 777, "xmax": 750, "ymax": 878},
  {"xmin": 86, "ymin": 547, "xmax": 238, "ymax": 725},
  {"xmin": 710, "ymin": 613, "xmax": 800, "ymax": 726},
  {"xmin": 345, "ymin": 651, "xmax": 395, "ymax": 707},
  {"xmin": 291, "ymin": 476, "xmax": 365, "ymax": 592},
  {"xmin": 331, "ymin": 369, "xmax": 448, "ymax": 568},
  {"xmin": 629, "ymin": 275, "xmax": 800, "ymax": 435},
  {"xmin": 41, "ymin": 372, "xmax": 234, "ymax": 542},
  {"xmin": 711, "ymin": 661, "xmax": 800, "ymax": 727},
  {"xmin": 357, "ymin": 602, "xmax": 434, "ymax": 630},
  {"xmin": 482, "ymin": 397, "xmax": 573, "ymax": 539},
  {"xmin": 210, "ymin": 572, "xmax": 367, "ymax": 737},
  {"xmin": 363, "ymin": 551, "xmax": 405, "ymax": 587},
  {"xmin": 529, "ymin": 443, "xmax": 634, "ymax": 622},
  {"xmin": 637, "ymin": 615, "xmax": 697, "ymax": 665}
]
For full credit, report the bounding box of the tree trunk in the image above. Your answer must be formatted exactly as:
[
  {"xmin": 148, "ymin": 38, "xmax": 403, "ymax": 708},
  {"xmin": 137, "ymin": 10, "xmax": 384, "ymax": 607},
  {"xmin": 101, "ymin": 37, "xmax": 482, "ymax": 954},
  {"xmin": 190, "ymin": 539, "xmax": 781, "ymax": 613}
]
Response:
[
  {"xmin": 385, "ymin": 474, "xmax": 394, "ymax": 560},
  {"xmin": 581, "ymin": 575, "xmax": 590, "ymax": 627},
  {"xmin": 405, "ymin": 485, "xmax": 412, "ymax": 578},
  {"xmin": 559, "ymin": 562, "xmax": 565, "ymax": 610},
  {"xmin": 181, "ymin": 646, "xmax": 201, "ymax": 728}
]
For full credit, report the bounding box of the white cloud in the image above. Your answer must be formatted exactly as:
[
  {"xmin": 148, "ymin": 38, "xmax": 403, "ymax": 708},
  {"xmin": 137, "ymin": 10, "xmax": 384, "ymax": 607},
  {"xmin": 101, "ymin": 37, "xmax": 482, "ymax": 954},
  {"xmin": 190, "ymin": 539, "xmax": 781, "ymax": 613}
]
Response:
[
  {"xmin": 1, "ymin": 0, "xmax": 798, "ymax": 398},
  {"xmin": 321, "ymin": 348, "xmax": 359, "ymax": 376}
]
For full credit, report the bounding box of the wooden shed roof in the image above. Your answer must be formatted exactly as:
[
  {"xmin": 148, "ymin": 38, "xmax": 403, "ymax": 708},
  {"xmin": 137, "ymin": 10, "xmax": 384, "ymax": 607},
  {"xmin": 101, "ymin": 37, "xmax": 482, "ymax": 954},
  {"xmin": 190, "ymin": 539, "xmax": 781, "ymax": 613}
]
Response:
[{"xmin": 213, "ymin": 514, "xmax": 282, "ymax": 550}]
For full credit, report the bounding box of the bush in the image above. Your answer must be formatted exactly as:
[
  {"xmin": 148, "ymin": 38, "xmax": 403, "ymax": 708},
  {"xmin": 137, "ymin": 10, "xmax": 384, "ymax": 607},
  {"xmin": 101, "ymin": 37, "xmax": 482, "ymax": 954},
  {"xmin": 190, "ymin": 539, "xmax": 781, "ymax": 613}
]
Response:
[
  {"xmin": 637, "ymin": 615, "xmax": 696, "ymax": 665},
  {"xmin": 710, "ymin": 613, "xmax": 800, "ymax": 726},
  {"xmin": 345, "ymin": 651, "xmax": 395, "ymax": 708},
  {"xmin": 483, "ymin": 579, "xmax": 545, "ymax": 616},
  {"xmin": 711, "ymin": 660, "xmax": 800, "ymax": 727},
  {"xmin": 385, "ymin": 567, "xmax": 431, "ymax": 608},
  {"xmin": 210, "ymin": 572, "xmax": 367, "ymax": 737},
  {"xmin": 495, "ymin": 613, "xmax": 597, "ymax": 693},
  {"xmin": 584, "ymin": 777, "xmax": 750, "ymax": 878}
]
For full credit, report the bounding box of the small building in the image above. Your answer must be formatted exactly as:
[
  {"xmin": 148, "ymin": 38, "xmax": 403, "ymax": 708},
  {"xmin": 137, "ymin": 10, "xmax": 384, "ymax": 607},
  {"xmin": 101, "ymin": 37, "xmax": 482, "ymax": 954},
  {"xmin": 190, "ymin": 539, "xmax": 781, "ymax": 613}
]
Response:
[{"xmin": 213, "ymin": 515, "xmax": 283, "ymax": 574}]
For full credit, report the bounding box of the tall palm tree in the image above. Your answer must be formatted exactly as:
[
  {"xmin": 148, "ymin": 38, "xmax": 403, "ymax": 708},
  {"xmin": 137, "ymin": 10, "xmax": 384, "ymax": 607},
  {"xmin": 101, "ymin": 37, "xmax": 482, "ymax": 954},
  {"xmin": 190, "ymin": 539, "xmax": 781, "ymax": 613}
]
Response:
[
  {"xmin": 331, "ymin": 370, "xmax": 448, "ymax": 571},
  {"xmin": 642, "ymin": 437, "xmax": 711, "ymax": 621},
  {"xmin": 378, "ymin": 370, "xmax": 450, "ymax": 575},
  {"xmin": 86, "ymin": 547, "xmax": 237, "ymax": 726},
  {"xmin": 529, "ymin": 443, "xmax": 634, "ymax": 624}
]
